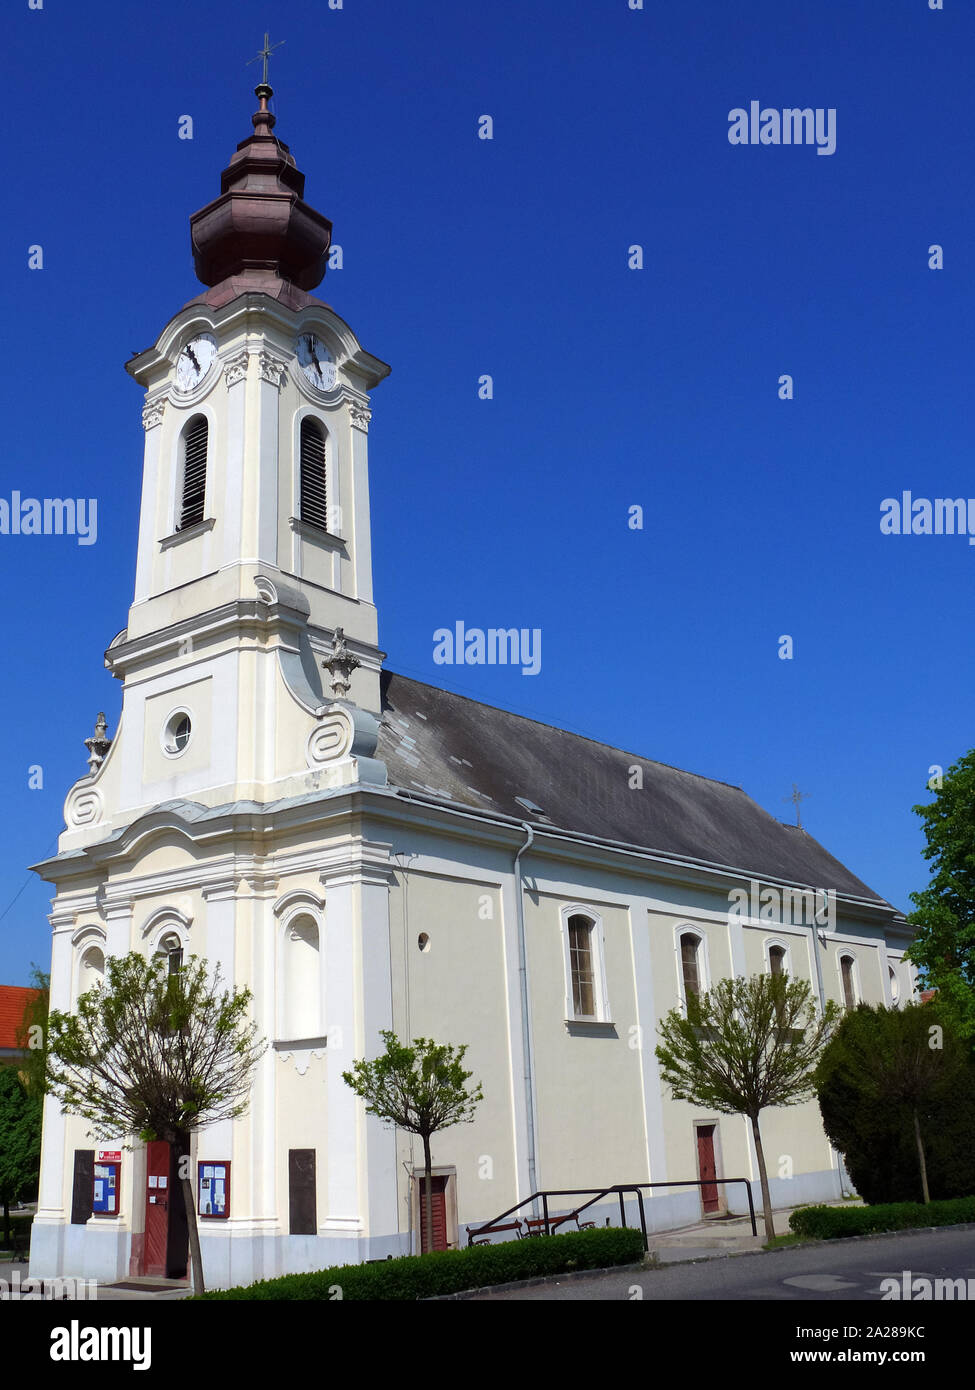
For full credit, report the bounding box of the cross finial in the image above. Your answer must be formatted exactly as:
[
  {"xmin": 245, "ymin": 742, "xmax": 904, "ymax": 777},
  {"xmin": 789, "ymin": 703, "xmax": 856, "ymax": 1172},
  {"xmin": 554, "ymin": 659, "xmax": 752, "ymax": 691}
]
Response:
[
  {"xmin": 248, "ymin": 31, "xmax": 285, "ymax": 88},
  {"xmin": 783, "ymin": 783, "xmax": 810, "ymax": 829}
]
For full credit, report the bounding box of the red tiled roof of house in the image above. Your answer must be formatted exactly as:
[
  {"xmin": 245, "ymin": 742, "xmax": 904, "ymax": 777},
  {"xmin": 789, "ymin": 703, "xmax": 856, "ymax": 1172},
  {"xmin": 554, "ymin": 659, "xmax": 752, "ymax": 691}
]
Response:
[{"xmin": 0, "ymin": 985, "xmax": 42, "ymax": 1050}]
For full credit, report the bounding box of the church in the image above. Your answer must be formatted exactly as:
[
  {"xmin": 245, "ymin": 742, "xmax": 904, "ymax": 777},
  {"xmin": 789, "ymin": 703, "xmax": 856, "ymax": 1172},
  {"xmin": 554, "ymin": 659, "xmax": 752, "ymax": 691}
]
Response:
[{"xmin": 29, "ymin": 76, "xmax": 915, "ymax": 1291}]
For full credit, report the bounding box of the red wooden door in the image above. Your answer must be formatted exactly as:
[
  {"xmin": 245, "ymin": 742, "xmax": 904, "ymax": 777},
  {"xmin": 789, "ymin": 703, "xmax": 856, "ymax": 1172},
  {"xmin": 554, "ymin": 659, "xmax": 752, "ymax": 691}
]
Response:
[
  {"xmin": 696, "ymin": 1125, "xmax": 720, "ymax": 1213},
  {"xmin": 418, "ymin": 1176, "xmax": 448, "ymax": 1252},
  {"xmin": 143, "ymin": 1141, "xmax": 172, "ymax": 1276}
]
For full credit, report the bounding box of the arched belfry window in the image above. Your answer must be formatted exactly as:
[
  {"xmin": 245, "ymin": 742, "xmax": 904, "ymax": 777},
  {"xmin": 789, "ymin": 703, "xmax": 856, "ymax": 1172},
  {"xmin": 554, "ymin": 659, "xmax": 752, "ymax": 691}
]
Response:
[
  {"xmin": 177, "ymin": 415, "xmax": 208, "ymax": 531},
  {"xmin": 299, "ymin": 417, "xmax": 328, "ymax": 530}
]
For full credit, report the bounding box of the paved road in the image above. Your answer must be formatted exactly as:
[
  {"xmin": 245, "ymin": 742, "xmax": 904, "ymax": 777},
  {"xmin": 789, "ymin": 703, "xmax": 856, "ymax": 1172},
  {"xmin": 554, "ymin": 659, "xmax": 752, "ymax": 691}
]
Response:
[{"xmin": 467, "ymin": 1226, "xmax": 975, "ymax": 1300}]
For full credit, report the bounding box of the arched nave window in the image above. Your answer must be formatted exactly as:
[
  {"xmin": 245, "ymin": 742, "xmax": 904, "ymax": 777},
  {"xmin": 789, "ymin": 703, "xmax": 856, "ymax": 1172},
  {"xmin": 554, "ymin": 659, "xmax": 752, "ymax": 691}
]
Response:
[
  {"xmin": 839, "ymin": 954, "xmax": 858, "ymax": 1010},
  {"xmin": 768, "ymin": 944, "xmax": 786, "ymax": 977},
  {"xmin": 680, "ymin": 932, "xmax": 703, "ymax": 1002},
  {"xmin": 889, "ymin": 965, "xmax": 900, "ymax": 1006}
]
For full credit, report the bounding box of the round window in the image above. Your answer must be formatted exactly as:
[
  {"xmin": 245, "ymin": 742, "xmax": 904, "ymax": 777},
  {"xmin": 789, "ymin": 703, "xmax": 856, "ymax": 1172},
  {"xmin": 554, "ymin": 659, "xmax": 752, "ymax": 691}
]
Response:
[{"xmin": 163, "ymin": 711, "xmax": 192, "ymax": 756}]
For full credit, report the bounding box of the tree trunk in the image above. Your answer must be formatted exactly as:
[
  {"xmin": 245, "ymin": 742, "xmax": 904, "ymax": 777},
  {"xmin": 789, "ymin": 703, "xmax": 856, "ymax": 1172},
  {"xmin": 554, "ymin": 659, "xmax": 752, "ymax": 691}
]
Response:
[
  {"xmin": 2, "ymin": 1195, "xmax": 10, "ymax": 1249},
  {"xmin": 750, "ymin": 1113, "xmax": 776, "ymax": 1241},
  {"xmin": 170, "ymin": 1130, "xmax": 204, "ymax": 1294},
  {"xmin": 422, "ymin": 1132, "xmax": 434, "ymax": 1255},
  {"xmin": 912, "ymin": 1107, "xmax": 931, "ymax": 1205},
  {"xmin": 181, "ymin": 1173, "xmax": 205, "ymax": 1293}
]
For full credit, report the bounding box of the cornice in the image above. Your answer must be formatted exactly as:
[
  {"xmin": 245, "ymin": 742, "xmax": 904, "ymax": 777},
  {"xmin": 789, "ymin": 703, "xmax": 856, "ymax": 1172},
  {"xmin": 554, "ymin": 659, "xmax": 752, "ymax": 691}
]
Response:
[{"xmin": 126, "ymin": 295, "xmax": 390, "ymax": 393}]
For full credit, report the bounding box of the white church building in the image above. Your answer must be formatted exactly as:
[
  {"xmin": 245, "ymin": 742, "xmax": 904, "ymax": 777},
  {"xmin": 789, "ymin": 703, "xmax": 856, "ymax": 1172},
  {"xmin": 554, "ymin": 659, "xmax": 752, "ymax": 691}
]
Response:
[{"xmin": 30, "ymin": 81, "xmax": 915, "ymax": 1290}]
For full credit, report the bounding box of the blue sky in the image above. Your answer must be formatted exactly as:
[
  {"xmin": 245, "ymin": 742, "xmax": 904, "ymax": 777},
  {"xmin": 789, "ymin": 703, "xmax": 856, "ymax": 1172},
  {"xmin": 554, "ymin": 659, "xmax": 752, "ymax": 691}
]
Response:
[{"xmin": 2, "ymin": 0, "xmax": 972, "ymax": 982}]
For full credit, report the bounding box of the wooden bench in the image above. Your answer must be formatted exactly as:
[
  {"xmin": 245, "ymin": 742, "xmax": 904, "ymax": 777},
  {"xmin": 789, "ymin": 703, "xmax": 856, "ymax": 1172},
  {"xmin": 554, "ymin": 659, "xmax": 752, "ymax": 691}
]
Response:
[
  {"xmin": 523, "ymin": 1213, "xmax": 597, "ymax": 1237},
  {"xmin": 466, "ymin": 1220, "xmax": 525, "ymax": 1246}
]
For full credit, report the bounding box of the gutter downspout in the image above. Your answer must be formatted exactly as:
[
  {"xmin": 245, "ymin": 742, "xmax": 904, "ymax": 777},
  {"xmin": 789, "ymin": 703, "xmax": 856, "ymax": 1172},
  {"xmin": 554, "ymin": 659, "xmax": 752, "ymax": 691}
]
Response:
[
  {"xmin": 514, "ymin": 823, "xmax": 539, "ymax": 1207},
  {"xmin": 809, "ymin": 901, "xmax": 845, "ymax": 1193}
]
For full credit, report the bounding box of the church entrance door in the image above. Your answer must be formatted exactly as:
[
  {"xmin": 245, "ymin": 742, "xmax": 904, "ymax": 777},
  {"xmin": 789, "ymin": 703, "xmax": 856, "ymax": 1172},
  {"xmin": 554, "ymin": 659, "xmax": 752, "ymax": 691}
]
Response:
[{"xmin": 141, "ymin": 1140, "xmax": 189, "ymax": 1278}]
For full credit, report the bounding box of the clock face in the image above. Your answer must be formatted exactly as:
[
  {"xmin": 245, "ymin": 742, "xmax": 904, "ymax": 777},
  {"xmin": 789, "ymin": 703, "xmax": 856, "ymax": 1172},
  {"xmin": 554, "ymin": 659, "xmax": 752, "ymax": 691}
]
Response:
[
  {"xmin": 175, "ymin": 333, "xmax": 217, "ymax": 393},
  {"xmin": 296, "ymin": 333, "xmax": 336, "ymax": 391}
]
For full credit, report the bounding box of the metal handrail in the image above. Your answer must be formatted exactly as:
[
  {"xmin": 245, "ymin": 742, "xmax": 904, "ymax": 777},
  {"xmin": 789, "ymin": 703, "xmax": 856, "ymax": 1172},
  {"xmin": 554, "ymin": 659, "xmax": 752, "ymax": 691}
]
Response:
[{"xmin": 467, "ymin": 1177, "xmax": 758, "ymax": 1250}]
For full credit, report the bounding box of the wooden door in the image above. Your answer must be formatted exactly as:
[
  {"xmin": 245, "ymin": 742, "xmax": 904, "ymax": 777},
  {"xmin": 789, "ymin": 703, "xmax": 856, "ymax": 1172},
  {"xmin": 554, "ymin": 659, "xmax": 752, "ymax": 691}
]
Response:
[
  {"xmin": 696, "ymin": 1125, "xmax": 720, "ymax": 1213},
  {"xmin": 143, "ymin": 1141, "xmax": 171, "ymax": 1275},
  {"xmin": 418, "ymin": 1175, "xmax": 448, "ymax": 1252}
]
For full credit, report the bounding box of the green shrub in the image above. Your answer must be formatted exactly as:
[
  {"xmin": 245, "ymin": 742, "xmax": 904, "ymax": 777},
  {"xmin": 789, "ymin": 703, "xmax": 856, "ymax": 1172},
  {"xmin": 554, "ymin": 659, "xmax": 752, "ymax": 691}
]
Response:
[
  {"xmin": 789, "ymin": 1196, "xmax": 975, "ymax": 1240},
  {"xmin": 194, "ymin": 1225, "xmax": 645, "ymax": 1300},
  {"xmin": 815, "ymin": 1002, "xmax": 975, "ymax": 1204}
]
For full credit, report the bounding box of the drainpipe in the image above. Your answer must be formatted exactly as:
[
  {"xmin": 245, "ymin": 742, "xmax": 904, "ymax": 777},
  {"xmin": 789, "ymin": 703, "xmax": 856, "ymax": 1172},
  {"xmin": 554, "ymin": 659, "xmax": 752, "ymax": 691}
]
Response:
[
  {"xmin": 809, "ymin": 901, "xmax": 845, "ymax": 1193},
  {"xmin": 513, "ymin": 823, "xmax": 539, "ymax": 1206}
]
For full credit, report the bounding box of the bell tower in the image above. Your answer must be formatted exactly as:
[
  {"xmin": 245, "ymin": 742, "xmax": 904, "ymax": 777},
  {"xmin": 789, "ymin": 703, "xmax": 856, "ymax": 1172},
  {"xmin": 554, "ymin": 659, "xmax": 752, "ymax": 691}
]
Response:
[{"xmin": 74, "ymin": 81, "xmax": 391, "ymax": 835}]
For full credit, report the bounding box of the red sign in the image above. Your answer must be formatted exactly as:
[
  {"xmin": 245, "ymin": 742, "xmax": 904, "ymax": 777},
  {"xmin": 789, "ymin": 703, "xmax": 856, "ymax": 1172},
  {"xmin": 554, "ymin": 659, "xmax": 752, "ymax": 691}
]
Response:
[{"xmin": 97, "ymin": 1150, "xmax": 122, "ymax": 1162}]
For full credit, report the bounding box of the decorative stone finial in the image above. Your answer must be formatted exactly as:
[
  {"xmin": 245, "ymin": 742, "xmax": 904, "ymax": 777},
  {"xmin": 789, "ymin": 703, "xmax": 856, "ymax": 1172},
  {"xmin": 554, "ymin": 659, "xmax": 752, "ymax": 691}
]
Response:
[
  {"xmin": 322, "ymin": 628, "xmax": 360, "ymax": 700},
  {"xmin": 84, "ymin": 712, "xmax": 112, "ymax": 773}
]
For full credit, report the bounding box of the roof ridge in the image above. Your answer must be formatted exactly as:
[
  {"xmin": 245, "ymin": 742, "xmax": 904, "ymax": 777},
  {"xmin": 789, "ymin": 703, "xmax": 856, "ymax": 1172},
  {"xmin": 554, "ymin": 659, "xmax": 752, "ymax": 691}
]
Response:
[{"xmin": 382, "ymin": 669, "xmax": 746, "ymax": 793}]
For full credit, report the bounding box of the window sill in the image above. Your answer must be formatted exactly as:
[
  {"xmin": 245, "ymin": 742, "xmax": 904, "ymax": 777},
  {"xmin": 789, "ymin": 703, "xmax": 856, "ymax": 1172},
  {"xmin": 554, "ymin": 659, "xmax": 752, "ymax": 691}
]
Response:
[
  {"xmin": 289, "ymin": 516, "xmax": 347, "ymax": 551},
  {"xmin": 564, "ymin": 1019, "xmax": 617, "ymax": 1038},
  {"xmin": 273, "ymin": 1036, "xmax": 328, "ymax": 1051},
  {"xmin": 159, "ymin": 517, "xmax": 216, "ymax": 549}
]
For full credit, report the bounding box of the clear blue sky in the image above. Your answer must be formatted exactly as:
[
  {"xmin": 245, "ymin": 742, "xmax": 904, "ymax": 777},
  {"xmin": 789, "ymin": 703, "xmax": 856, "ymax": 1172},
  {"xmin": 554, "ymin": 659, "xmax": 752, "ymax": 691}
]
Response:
[{"xmin": 2, "ymin": 0, "xmax": 972, "ymax": 982}]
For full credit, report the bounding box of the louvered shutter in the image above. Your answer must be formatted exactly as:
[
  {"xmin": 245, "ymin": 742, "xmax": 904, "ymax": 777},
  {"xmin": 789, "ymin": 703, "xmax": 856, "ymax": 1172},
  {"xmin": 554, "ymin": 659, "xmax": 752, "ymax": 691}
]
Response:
[
  {"xmin": 299, "ymin": 419, "xmax": 328, "ymax": 530},
  {"xmin": 178, "ymin": 417, "xmax": 208, "ymax": 530}
]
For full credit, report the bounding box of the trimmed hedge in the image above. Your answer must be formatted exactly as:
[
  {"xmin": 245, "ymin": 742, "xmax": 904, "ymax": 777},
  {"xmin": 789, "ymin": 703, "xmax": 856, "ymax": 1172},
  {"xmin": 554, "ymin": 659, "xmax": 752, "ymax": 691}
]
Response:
[
  {"xmin": 194, "ymin": 1225, "xmax": 646, "ymax": 1300},
  {"xmin": 789, "ymin": 1196, "xmax": 975, "ymax": 1241}
]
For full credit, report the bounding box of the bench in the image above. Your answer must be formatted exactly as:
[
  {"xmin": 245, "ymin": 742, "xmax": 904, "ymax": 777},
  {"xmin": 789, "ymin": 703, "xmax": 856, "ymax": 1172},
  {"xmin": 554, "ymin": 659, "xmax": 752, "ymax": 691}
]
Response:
[
  {"xmin": 466, "ymin": 1220, "xmax": 525, "ymax": 1246},
  {"xmin": 523, "ymin": 1212, "xmax": 597, "ymax": 1238}
]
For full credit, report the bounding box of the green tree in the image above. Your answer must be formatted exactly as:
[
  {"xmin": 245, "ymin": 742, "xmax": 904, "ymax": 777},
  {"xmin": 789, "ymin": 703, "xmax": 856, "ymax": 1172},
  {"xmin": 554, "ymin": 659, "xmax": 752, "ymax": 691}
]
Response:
[
  {"xmin": 44, "ymin": 952, "xmax": 265, "ymax": 1293},
  {"xmin": 655, "ymin": 973, "xmax": 839, "ymax": 1239},
  {"xmin": 906, "ymin": 750, "xmax": 975, "ymax": 1043},
  {"xmin": 815, "ymin": 1001, "xmax": 975, "ymax": 1204},
  {"xmin": 0, "ymin": 1066, "xmax": 42, "ymax": 1248},
  {"xmin": 343, "ymin": 1031, "xmax": 483, "ymax": 1254}
]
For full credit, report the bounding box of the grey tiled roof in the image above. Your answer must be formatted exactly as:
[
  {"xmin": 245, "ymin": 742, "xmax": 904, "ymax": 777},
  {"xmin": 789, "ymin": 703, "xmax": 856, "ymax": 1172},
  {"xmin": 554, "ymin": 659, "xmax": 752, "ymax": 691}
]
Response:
[{"xmin": 377, "ymin": 671, "xmax": 893, "ymax": 906}]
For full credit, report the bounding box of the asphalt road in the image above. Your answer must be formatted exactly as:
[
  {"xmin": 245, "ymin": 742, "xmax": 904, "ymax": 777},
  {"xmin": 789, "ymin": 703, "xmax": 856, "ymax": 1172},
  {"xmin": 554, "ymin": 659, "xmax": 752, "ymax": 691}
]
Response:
[{"xmin": 466, "ymin": 1226, "xmax": 975, "ymax": 1300}]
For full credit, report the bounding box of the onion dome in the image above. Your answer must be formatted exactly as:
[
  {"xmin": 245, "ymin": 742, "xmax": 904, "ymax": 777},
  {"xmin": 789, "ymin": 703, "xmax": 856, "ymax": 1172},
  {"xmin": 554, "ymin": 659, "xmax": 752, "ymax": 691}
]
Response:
[{"xmin": 188, "ymin": 84, "xmax": 332, "ymax": 310}]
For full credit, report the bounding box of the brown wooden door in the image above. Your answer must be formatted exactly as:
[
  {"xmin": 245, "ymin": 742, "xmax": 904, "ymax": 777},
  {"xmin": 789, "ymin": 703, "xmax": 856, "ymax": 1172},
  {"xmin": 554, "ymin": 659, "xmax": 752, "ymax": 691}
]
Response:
[
  {"xmin": 140, "ymin": 1141, "xmax": 189, "ymax": 1278},
  {"xmin": 143, "ymin": 1141, "xmax": 171, "ymax": 1275},
  {"xmin": 696, "ymin": 1125, "xmax": 720, "ymax": 1213},
  {"xmin": 418, "ymin": 1175, "xmax": 448, "ymax": 1252}
]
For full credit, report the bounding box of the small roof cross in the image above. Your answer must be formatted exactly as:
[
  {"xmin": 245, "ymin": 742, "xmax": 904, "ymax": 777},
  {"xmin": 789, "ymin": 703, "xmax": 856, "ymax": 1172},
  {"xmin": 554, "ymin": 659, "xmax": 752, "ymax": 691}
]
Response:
[
  {"xmin": 784, "ymin": 783, "xmax": 811, "ymax": 829},
  {"xmin": 248, "ymin": 32, "xmax": 285, "ymax": 87}
]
